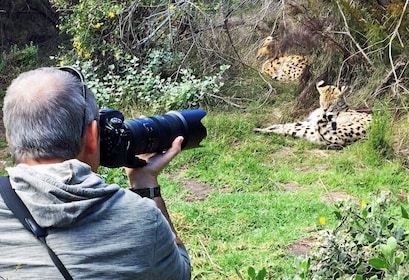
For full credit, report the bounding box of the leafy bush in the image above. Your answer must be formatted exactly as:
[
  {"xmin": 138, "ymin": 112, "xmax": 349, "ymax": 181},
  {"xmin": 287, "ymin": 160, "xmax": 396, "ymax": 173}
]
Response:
[
  {"xmin": 75, "ymin": 54, "xmax": 229, "ymax": 112},
  {"xmin": 294, "ymin": 192, "xmax": 409, "ymax": 279}
]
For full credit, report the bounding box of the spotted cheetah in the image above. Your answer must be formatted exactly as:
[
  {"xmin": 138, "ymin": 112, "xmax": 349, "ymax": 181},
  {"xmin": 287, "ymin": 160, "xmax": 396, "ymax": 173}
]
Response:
[
  {"xmin": 254, "ymin": 81, "xmax": 372, "ymax": 148},
  {"xmin": 257, "ymin": 36, "xmax": 311, "ymax": 82},
  {"xmin": 261, "ymin": 55, "xmax": 311, "ymax": 81}
]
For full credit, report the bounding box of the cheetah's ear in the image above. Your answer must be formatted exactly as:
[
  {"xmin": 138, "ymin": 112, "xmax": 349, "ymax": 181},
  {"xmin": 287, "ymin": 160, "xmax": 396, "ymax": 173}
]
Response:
[
  {"xmin": 264, "ymin": 36, "xmax": 273, "ymax": 43},
  {"xmin": 340, "ymin": 85, "xmax": 347, "ymax": 94},
  {"xmin": 316, "ymin": 80, "xmax": 325, "ymax": 90}
]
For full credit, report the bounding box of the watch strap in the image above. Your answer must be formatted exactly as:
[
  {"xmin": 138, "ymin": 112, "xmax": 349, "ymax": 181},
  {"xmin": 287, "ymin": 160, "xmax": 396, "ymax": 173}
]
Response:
[{"xmin": 130, "ymin": 186, "xmax": 161, "ymax": 198}]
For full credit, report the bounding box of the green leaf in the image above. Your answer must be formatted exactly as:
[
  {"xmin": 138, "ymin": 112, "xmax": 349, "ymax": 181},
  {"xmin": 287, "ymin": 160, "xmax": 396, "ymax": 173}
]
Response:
[
  {"xmin": 256, "ymin": 268, "xmax": 267, "ymax": 280},
  {"xmin": 248, "ymin": 267, "xmax": 256, "ymax": 278},
  {"xmin": 369, "ymin": 258, "xmax": 388, "ymax": 269},
  {"xmin": 364, "ymin": 233, "xmax": 376, "ymax": 243},
  {"xmin": 386, "ymin": 236, "xmax": 397, "ymax": 251},
  {"xmin": 333, "ymin": 210, "xmax": 342, "ymax": 219},
  {"xmin": 401, "ymin": 205, "xmax": 409, "ymax": 219},
  {"xmin": 301, "ymin": 258, "xmax": 310, "ymax": 271}
]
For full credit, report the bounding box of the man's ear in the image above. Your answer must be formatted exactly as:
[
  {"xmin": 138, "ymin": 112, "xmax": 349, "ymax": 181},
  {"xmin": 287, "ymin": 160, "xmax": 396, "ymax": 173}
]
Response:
[{"xmin": 84, "ymin": 120, "xmax": 99, "ymax": 155}]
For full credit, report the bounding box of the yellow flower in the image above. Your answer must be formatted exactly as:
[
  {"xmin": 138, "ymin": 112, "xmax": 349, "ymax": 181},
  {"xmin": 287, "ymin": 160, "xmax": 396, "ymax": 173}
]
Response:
[
  {"xmin": 73, "ymin": 39, "xmax": 82, "ymax": 50},
  {"xmin": 361, "ymin": 200, "xmax": 367, "ymax": 208},
  {"xmin": 319, "ymin": 216, "xmax": 326, "ymax": 225},
  {"xmin": 94, "ymin": 22, "xmax": 102, "ymax": 29},
  {"xmin": 169, "ymin": 4, "xmax": 175, "ymax": 10},
  {"xmin": 108, "ymin": 12, "xmax": 115, "ymax": 18},
  {"xmin": 84, "ymin": 53, "xmax": 91, "ymax": 59}
]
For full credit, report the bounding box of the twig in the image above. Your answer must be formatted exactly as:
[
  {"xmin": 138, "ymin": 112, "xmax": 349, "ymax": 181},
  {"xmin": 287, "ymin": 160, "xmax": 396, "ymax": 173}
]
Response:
[
  {"xmin": 318, "ymin": 177, "xmax": 334, "ymax": 204},
  {"xmin": 372, "ymin": 60, "xmax": 406, "ymax": 100},
  {"xmin": 206, "ymin": 93, "xmax": 245, "ymax": 109},
  {"xmin": 199, "ymin": 239, "xmax": 225, "ymax": 274},
  {"xmin": 252, "ymin": 71, "xmax": 275, "ymax": 109},
  {"xmin": 388, "ymin": 0, "xmax": 409, "ymax": 82},
  {"xmin": 336, "ymin": 2, "xmax": 373, "ymax": 66}
]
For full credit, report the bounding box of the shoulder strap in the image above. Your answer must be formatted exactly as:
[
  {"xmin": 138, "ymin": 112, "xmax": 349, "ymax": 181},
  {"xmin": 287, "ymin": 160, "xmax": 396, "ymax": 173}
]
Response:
[
  {"xmin": 0, "ymin": 176, "xmax": 47, "ymax": 237},
  {"xmin": 0, "ymin": 176, "xmax": 73, "ymax": 280}
]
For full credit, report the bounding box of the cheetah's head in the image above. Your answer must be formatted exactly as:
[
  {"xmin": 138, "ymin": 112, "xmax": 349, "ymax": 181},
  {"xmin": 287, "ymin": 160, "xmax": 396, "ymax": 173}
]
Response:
[
  {"xmin": 256, "ymin": 36, "xmax": 278, "ymax": 61},
  {"xmin": 316, "ymin": 80, "xmax": 347, "ymax": 110}
]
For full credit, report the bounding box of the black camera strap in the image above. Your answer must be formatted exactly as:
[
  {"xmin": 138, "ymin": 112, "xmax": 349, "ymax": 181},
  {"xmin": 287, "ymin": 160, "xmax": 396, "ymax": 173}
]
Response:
[{"xmin": 0, "ymin": 176, "xmax": 73, "ymax": 280}]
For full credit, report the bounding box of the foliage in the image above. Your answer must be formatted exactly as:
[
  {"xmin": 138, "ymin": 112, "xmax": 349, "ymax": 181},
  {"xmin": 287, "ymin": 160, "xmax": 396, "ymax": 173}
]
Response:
[
  {"xmin": 74, "ymin": 55, "xmax": 229, "ymax": 112},
  {"xmin": 235, "ymin": 266, "xmax": 267, "ymax": 280},
  {"xmin": 338, "ymin": 0, "xmax": 409, "ymax": 59},
  {"xmin": 52, "ymin": 0, "xmax": 234, "ymax": 111},
  {"xmin": 52, "ymin": 0, "xmax": 126, "ymax": 64},
  {"xmin": 293, "ymin": 192, "xmax": 409, "ymax": 279},
  {"xmin": 0, "ymin": 43, "xmax": 38, "ymax": 90},
  {"xmin": 366, "ymin": 103, "xmax": 394, "ymax": 159}
]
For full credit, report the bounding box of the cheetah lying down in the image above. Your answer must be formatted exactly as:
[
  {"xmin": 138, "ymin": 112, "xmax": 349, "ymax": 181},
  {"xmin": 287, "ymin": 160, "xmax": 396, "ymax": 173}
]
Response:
[
  {"xmin": 257, "ymin": 36, "xmax": 310, "ymax": 82},
  {"xmin": 254, "ymin": 81, "xmax": 372, "ymax": 148}
]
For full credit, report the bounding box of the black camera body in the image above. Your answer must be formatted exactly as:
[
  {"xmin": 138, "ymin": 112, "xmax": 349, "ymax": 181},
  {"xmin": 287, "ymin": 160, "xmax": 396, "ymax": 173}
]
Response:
[{"xmin": 99, "ymin": 108, "xmax": 207, "ymax": 168}]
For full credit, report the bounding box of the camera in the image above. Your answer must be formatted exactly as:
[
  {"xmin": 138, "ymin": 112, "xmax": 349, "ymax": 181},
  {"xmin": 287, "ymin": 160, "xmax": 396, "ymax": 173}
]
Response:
[{"xmin": 99, "ymin": 108, "xmax": 207, "ymax": 168}]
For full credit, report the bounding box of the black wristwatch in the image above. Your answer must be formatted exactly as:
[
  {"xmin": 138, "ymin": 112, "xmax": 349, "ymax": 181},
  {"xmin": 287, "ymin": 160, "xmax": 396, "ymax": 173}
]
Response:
[{"xmin": 130, "ymin": 186, "xmax": 161, "ymax": 199}]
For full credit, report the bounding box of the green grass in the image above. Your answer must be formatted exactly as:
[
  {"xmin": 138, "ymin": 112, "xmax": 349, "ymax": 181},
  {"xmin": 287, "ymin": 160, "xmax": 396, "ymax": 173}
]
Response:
[{"xmin": 156, "ymin": 109, "xmax": 409, "ymax": 279}]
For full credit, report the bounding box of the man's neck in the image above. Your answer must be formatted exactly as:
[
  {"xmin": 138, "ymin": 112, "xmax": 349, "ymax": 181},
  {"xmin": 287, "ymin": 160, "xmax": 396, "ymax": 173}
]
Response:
[{"xmin": 20, "ymin": 158, "xmax": 64, "ymax": 165}]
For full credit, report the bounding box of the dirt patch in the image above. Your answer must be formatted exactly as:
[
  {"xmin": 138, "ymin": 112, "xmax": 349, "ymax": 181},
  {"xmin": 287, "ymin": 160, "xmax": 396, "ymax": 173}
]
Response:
[
  {"xmin": 277, "ymin": 181, "xmax": 303, "ymax": 192},
  {"xmin": 272, "ymin": 146, "xmax": 295, "ymax": 158},
  {"xmin": 321, "ymin": 191, "xmax": 358, "ymax": 204},
  {"xmin": 287, "ymin": 236, "xmax": 318, "ymax": 256},
  {"xmin": 181, "ymin": 178, "xmax": 214, "ymax": 202},
  {"xmin": 166, "ymin": 171, "xmax": 218, "ymax": 202}
]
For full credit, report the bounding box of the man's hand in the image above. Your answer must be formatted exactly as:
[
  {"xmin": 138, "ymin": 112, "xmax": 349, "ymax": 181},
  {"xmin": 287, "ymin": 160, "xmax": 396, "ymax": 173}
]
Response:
[{"xmin": 126, "ymin": 136, "xmax": 184, "ymax": 188}]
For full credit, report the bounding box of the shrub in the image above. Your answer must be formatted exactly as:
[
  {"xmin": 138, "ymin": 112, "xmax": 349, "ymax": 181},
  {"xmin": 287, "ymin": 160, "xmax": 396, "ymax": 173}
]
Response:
[
  {"xmin": 74, "ymin": 54, "xmax": 229, "ymax": 112},
  {"xmin": 294, "ymin": 192, "xmax": 409, "ymax": 279}
]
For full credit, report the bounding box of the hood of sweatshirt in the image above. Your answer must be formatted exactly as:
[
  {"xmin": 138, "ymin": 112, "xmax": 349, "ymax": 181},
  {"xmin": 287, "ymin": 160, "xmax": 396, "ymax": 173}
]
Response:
[{"xmin": 6, "ymin": 159, "xmax": 120, "ymax": 228}]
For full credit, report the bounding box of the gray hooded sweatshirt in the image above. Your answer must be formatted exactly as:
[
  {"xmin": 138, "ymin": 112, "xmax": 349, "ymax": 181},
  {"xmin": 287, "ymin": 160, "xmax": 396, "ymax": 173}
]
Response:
[{"xmin": 0, "ymin": 159, "xmax": 190, "ymax": 279}]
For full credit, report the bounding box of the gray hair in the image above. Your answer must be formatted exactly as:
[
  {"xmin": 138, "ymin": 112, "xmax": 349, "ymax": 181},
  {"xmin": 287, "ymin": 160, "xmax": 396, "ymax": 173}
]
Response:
[{"xmin": 3, "ymin": 67, "xmax": 99, "ymax": 162}]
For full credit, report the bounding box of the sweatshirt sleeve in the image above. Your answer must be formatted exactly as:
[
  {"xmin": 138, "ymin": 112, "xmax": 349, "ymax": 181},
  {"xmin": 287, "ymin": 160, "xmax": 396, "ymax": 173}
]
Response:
[{"xmin": 152, "ymin": 209, "xmax": 191, "ymax": 280}]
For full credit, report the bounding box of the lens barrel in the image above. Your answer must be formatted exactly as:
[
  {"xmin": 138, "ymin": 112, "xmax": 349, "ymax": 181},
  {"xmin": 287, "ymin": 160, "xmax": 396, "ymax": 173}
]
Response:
[
  {"xmin": 125, "ymin": 109, "xmax": 207, "ymax": 155},
  {"xmin": 99, "ymin": 108, "xmax": 207, "ymax": 168}
]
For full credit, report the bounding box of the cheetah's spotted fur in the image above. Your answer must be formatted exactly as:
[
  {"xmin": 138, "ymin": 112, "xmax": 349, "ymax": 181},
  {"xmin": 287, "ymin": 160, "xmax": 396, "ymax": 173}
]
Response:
[
  {"xmin": 257, "ymin": 36, "xmax": 310, "ymax": 82},
  {"xmin": 254, "ymin": 81, "xmax": 372, "ymax": 148}
]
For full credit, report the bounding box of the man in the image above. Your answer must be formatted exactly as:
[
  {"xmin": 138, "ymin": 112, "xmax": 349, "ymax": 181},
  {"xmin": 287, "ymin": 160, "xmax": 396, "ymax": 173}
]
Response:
[{"xmin": 0, "ymin": 67, "xmax": 191, "ymax": 279}]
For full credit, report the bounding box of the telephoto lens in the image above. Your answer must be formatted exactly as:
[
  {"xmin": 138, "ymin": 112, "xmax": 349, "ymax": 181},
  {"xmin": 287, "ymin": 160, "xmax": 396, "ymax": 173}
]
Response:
[{"xmin": 99, "ymin": 108, "xmax": 207, "ymax": 168}]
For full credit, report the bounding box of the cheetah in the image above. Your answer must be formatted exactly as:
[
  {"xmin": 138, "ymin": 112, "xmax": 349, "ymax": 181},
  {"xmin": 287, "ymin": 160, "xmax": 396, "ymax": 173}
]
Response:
[
  {"xmin": 261, "ymin": 55, "xmax": 311, "ymax": 81},
  {"xmin": 253, "ymin": 81, "xmax": 372, "ymax": 148},
  {"xmin": 256, "ymin": 36, "xmax": 311, "ymax": 82}
]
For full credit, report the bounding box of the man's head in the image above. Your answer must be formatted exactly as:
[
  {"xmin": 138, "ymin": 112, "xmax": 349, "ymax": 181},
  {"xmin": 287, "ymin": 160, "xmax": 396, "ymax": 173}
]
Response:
[{"xmin": 3, "ymin": 67, "xmax": 99, "ymax": 166}]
